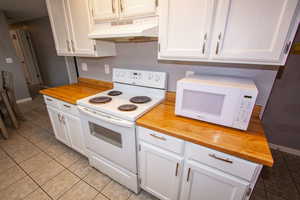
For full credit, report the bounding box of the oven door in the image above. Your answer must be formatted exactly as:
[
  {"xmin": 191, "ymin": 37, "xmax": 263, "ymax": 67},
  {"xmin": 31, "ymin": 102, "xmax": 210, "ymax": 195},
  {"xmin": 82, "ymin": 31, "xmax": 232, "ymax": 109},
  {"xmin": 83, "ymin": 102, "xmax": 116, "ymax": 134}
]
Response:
[{"xmin": 78, "ymin": 106, "xmax": 137, "ymax": 173}]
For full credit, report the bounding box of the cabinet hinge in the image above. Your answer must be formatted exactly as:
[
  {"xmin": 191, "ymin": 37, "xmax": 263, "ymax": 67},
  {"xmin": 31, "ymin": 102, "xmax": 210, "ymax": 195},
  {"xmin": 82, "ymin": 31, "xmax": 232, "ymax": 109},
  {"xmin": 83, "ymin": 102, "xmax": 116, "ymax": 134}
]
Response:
[
  {"xmin": 284, "ymin": 41, "xmax": 291, "ymax": 54},
  {"xmin": 155, "ymin": 0, "xmax": 159, "ymax": 7},
  {"xmin": 93, "ymin": 44, "xmax": 96, "ymax": 51},
  {"xmin": 158, "ymin": 43, "xmax": 161, "ymax": 52},
  {"xmin": 246, "ymin": 187, "xmax": 252, "ymax": 196},
  {"xmin": 138, "ymin": 178, "xmax": 142, "ymax": 184}
]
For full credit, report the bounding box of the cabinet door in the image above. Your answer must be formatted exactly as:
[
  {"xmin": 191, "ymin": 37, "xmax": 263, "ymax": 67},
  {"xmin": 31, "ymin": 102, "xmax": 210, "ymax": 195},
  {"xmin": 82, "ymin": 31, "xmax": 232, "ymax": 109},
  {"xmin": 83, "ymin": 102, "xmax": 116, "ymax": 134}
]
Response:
[
  {"xmin": 211, "ymin": 0, "xmax": 298, "ymax": 64},
  {"xmin": 158, "ymin": 0, "xmax": 215, "ymax": 60},
  {"xmin": 63, "ymin": 113, "xmax": 87, "ymax": 156},
  {"xmin": 46, "ymin": 0, "xmax": 73, "ymax": 56},
  {"xmin": 139, "ymin": 142, "xmax": 183, "ymax": 200},
  {"xmin": 120, "ymin": 0, "xmax": 157, "ymax": 18},
  {"xmin": 65, "ymin": 0, "xmax": 95, "ymax": 56},
  {"xmin": 180, "ymin": 160, "xmax": 250, "ymax": 200},
  {"xmin": 91, "ymin": 0, "xmax": 119, "ymax": 22},
  {"xmin": 47, "ymin": 106, "xmax": 71, "ymax": 146}
]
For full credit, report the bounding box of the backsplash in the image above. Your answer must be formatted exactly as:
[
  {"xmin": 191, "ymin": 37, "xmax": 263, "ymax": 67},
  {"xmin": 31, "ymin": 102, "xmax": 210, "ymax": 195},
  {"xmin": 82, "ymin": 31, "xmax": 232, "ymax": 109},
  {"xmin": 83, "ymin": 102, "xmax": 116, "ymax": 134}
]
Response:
[{"xmin": 77, "ymin": 42, "xmax": 278, "ymax": 107}]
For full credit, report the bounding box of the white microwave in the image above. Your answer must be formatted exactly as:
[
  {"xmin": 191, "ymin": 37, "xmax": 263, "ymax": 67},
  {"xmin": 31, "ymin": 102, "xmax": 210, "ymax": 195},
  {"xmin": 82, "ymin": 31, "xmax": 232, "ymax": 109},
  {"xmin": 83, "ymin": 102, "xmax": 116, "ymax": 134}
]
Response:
[{"xmin": 175, "ymin": 75, "xmax": 258, "ymax": 130}]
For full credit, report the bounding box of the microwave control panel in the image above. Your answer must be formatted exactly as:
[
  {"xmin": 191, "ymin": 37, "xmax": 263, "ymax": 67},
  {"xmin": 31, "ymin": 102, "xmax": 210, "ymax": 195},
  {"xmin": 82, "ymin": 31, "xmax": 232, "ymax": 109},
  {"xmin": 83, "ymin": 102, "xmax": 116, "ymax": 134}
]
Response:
[{"xmin": 233, "ymin": 95, "xmax": 256, "ymax": 130}]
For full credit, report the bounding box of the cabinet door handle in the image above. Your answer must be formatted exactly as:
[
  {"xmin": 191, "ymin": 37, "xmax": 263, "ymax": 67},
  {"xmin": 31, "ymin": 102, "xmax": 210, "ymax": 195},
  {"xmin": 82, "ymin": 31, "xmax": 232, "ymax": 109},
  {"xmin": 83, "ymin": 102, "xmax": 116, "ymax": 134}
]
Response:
[
  {"xmin": 209, "ymin": 154, "xmax": 233, "ymax": 164},
  {"xmin": 61, "ymin": 115, "xmax": 66, "ymax": 125},
  {"xmin": 111, "ymin": 0, "xmax": 115, "ymax": 13},
  {"xmin": 66, "ymin": 40, "xmax": 71, "ymax": 52},
  {"xmin": 71, "ymin": 40, "xmax": 75, "ymax": 52},
  {"xmin": 120, "ymin": 0, "xmax": 124, "ymax": 12},
  {"xmin": 150, "ymin": 133, "xmax": 166, "ymax": 141},
  {"xmin": 46, "ymin": 98, "xmax": 53, "ymax": 102},
  {"xmin": 186, "ymin": 168, "xmax": 191, "ymax": 182},
  {"xmin": 175, "ymin": 163, "xmax": 179, "ymax": 176},
  {"xmin": 63, "ymin": 104, "xmax": 71, "ymax": 108},
  {"xmin": 202, "ymin": 33, "xmax": 207, "ymax": 54},
  {"xmin": 215, "ymin": 32, "xmax": 222, "ymax": 55},
  {"xmin": 58, "ymin": 113, "xmax": 61, "ymax": 122}
]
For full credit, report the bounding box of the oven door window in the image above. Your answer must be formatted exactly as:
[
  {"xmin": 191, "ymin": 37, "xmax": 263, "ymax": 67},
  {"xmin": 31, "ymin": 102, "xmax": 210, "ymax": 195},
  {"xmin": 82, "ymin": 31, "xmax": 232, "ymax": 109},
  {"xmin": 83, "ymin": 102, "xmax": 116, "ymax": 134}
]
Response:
[
  {"xmin": 89, "ymin": 122, "xmax": 122, "ymax": 148},
  {"xmin": 182, "ymin": 89, "xmax": 225, "ymax": 116}
]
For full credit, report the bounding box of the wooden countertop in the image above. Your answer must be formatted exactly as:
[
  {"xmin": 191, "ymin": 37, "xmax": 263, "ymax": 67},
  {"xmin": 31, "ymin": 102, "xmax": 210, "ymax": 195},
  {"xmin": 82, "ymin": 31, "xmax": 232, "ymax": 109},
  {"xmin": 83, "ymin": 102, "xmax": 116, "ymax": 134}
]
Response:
[
  {"xmin": 40, "ymin": 78, "xmax": 113, "ymax": 104},
  {"xmin": 40, "ymin": 79, "xmax": 273, "ymax": 167},
  {"xmin": 137, "ymin": 92, "xmax": 274, "ymax": 167}
]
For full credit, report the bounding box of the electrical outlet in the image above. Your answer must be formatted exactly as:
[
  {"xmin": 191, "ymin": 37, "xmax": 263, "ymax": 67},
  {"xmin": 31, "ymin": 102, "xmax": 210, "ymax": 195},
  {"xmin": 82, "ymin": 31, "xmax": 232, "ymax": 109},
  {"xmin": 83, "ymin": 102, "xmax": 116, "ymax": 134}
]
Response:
[
  {"xmin": 81, "ymin": 63, "xmax": 88, "ymax": 71},
  {"xmin": 5, "ymin": 58, "xmax": 13, "ymax": 64},
  {"xmin": 185, "ymin": 71, "xmax": 195, "ymax": 77},
  {"xmin": 104, "ymin": 64, "xmax": 110, "ymax": 74}
]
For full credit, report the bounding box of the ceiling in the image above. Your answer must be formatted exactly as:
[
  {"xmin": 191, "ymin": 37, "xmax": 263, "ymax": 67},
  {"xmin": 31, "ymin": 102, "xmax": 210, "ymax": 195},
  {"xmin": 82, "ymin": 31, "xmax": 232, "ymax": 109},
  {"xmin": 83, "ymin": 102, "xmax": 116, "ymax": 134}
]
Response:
[{"xmin": 0, "ymin": 0, "xmax": 48, "ymax": 23}]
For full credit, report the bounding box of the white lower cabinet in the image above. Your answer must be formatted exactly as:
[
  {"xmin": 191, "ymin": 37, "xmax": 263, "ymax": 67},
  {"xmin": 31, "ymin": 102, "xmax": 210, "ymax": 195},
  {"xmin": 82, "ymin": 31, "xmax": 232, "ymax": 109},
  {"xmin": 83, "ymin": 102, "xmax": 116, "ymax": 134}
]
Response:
[
  {"xmin": 138, "ymin": 141, "xmax": 183, "ymax": 200},
  {"xmin": 180, "ymin": 160, "xmax": 250, "ymax": 200}
]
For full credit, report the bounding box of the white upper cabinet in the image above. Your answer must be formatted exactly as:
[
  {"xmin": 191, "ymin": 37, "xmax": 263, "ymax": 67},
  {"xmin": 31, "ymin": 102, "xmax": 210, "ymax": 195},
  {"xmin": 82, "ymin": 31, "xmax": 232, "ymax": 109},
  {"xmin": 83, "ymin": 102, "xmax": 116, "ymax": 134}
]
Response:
[
  {"xmin": 158, "ymin": 0, "xmax": 299, "ymax": 65},
  {"xmin": 211, "ymin": 0, "xmax": 299, "ymax": 64},
  {"xmin": 91, "ymin": 0, "xmax": 119, "ymax": 22},
  {"xmin": 120, "ymin": 0, "xmax": 157, "ymax": 18},
  {"xmin": 46, "ymin": 0, "xmax": 72, "ymax": 56},
  {"xmin": 46, "ymin": 0, "xmax": 116, "ymax": 57},
  {"xmin": 159, "ymin": 0, "xmax": 215, "ymax": 60}
]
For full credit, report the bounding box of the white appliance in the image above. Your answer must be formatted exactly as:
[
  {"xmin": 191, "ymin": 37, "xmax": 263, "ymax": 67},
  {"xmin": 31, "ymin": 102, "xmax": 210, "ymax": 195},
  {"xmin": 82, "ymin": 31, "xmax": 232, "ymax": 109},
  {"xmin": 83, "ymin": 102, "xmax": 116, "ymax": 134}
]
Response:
[
  {"xmin": 175, "ymin": 75, "xmax": 258, "ymax": 130},
  {"xmin": 77, "ymin": 68, "xmax": 167, "ymax": 193}
]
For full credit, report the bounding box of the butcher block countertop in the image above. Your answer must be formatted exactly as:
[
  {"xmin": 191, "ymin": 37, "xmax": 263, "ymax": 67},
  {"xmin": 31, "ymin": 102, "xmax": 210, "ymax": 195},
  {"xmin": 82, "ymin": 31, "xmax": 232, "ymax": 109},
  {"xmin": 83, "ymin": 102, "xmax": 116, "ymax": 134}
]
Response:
[
  {"xmin": 40, "ymin": 78, "xmax": 113, "ymax": 104},
  {"xmin": 40, "ymin": 78, "xmax": 273, "ymax": 167},
  {"xmin": 137, "ymin": 92, "xmax": 274, "ymax": 167}
]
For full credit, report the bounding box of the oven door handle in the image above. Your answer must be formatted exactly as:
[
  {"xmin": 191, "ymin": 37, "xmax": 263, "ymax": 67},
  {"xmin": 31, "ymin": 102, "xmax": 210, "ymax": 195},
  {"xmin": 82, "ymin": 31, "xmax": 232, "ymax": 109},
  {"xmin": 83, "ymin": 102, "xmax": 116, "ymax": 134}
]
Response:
[{"xmin": 78, "ymin": 106, "xmax": 134, "ymax": 128}]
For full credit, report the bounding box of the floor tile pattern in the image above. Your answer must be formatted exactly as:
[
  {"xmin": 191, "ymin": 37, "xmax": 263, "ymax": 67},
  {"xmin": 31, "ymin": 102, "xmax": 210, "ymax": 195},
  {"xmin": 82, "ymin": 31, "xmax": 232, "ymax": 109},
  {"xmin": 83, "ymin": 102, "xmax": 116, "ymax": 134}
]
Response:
[{"xmin": 0, "ymin": 96, "xmax": 299, "ymax": 200}]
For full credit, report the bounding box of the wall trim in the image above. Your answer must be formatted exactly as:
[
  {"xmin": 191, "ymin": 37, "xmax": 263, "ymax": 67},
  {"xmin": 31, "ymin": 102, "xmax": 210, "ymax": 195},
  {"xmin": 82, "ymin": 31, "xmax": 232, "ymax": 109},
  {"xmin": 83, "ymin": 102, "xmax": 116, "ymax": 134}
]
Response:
[
  {"xmin": 16, "ymin": 97, "xmax": 33, "ymax": 104},
  {"xmin": 269, "ymin": 143, "xmax": 300, "ymax": 156}
]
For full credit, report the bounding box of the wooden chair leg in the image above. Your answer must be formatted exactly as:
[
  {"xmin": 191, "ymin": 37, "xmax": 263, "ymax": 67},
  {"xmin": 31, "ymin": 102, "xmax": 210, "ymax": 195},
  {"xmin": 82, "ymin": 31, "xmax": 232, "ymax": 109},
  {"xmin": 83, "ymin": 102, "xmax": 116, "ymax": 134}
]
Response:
[
  {"xmin": 1, "ymin": 91, "xmax": 18, "ymax": 129},
  {"xmin": 0, "ymin": 114, "xmax": 8, "ymax": 139},
  {"xmin": 6, "ymin": 89, "xmax": 24, "ymax": 120}
]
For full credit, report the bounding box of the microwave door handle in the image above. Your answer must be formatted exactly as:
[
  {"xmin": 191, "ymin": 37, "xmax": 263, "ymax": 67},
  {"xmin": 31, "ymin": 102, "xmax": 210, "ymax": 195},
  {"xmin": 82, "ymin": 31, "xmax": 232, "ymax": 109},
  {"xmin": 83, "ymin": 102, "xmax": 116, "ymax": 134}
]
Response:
[{"xmin": 78, "ymin": 106, "xmax": 134, "ymax": 128}]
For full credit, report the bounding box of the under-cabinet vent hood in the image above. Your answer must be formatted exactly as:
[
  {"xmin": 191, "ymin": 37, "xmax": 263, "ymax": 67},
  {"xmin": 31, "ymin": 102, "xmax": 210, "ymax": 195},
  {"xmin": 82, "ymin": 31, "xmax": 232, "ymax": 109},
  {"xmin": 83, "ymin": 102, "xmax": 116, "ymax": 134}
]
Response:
[{"xmin": 88, "ymin": 18, "xmax": 158, "ymax": 42}]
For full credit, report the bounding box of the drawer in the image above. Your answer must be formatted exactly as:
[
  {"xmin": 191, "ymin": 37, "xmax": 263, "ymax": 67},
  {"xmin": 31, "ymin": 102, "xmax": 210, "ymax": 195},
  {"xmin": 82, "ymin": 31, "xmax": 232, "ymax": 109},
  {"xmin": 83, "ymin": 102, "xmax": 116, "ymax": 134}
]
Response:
[
  {"xmin": 186, "ymin": 142, "xmax": 259, "ymax": 182},
  {"xmin": 60, "ymin": 101, "xmax": 79, "ymax": 116},
  {"xmin": 43, "ymin": 95, "xmax": 60, "ymax": 108},
  {"xmin": 137, "ymin": 126, "xmax": 184, "ymax": 155}
]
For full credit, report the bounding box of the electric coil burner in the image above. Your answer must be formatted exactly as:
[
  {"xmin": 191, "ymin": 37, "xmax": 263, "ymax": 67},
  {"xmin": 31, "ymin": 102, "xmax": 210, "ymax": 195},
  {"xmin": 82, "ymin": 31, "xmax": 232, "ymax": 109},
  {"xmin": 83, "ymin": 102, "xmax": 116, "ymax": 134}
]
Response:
[
  {"xmin": 130, "ymin": 96, "xmax": 152, "ymax": 104},
  {"xmin": 89, "ymin": 96, "xmax": 112, "ymax": 104},
  {"xmin": 118, "ymin": 104, "xmax": 138, "ymax": 111},
  {"xmin": 108, "ymin": 91, "xmax": 122, "ymax": 96}
]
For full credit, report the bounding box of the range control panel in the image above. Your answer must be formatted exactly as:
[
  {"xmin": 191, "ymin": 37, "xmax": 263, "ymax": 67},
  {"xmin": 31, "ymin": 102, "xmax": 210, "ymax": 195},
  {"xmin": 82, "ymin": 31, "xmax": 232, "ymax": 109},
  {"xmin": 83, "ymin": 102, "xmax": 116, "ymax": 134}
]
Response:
[{"xmin": 113, "ymin": 68, "xmax": 167, "ymax": 89}]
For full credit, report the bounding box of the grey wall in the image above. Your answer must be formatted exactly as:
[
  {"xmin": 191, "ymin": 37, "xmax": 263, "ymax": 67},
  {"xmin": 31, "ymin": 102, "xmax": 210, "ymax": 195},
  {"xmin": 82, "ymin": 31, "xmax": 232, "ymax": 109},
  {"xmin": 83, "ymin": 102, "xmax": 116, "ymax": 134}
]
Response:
[
  {"xmin": 78, "ymin": 42, "xmax": 278, "ymax": 107},
  {"xmin": 263, "ymin": 30, "xmax": 300, "ymax": 150},
  {"xmin": 25, "ymin": 17, "xmax": 69, "ymax": 87},
  {"xmin": 0, "ymin": 11, "xmax": 30, "ymax": 100}
]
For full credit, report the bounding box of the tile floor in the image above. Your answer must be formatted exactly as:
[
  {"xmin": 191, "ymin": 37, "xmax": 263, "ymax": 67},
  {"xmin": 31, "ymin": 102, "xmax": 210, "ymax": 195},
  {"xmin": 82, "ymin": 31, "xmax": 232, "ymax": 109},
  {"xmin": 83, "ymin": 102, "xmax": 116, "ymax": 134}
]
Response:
[{"xmin": 0, "ymin": 96, "xmax": 299, "ymax": 200}]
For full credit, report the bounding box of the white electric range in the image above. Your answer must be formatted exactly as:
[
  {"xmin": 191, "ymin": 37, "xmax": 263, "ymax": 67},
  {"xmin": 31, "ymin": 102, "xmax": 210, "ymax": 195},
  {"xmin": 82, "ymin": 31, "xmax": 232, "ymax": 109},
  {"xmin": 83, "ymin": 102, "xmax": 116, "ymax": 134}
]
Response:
[{"xmin": 77, "ymin": 68, "xmax": 167, "ymax": 193}]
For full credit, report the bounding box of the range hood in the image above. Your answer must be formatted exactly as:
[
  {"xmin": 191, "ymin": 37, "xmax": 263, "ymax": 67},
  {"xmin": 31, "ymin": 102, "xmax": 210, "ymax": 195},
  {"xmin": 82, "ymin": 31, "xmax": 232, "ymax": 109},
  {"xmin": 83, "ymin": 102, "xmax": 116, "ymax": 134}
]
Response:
[{"xmin": 88, "ymin": 19, "xmax": 158, "ymax": 42}]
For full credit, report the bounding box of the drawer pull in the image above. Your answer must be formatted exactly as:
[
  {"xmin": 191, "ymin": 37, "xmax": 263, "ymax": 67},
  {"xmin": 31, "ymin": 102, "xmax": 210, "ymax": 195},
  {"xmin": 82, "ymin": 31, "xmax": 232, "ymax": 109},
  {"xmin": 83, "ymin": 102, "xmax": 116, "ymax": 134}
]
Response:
[
  {"xmin": 209, "ymin": 154, "xmax": 233, "ymax": 164},
  {"xmin": 186, "ymin": 168, "xmax": 191, "ymax": 182},
  {"xmin": 150, "ymin": 134, "xmax": 166, "ymax": 141},
  {"xmin": 46, "ymin": 98, "xmax": 53, "ymax": 102},
  {"xmin": 175, "ymin": 163, "xmax": 179, "ymax": 176},
  {"xmin": 64, "ymin": 104, "xmax": 71, "ymax": 108}
]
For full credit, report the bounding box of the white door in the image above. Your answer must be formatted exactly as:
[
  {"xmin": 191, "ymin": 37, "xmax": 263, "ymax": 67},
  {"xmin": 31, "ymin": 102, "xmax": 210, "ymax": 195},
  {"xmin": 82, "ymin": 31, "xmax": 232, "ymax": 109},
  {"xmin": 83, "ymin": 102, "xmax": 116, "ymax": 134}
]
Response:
[
  {"xmin": 47, "ymin": 106, "xmax": 71, "ymax": 146},
  {"xmin": 91, "ymin": 0, "xmax": 119, "ymax": 22},
  {"xmin": 46, "ymin": 0, "xmax": 72, "ymax": 56},
  {"xmin": 180, "ymin": 160, "xmax": 250, "ymax": 200},
  {"xmin": 65, "ymin": 0, "xmax": 95, "ymax": 56},
  {"xmin": 139, "ymin": 142, "xmax": 183, "ymax": 200},
  {"xmin": 64, "ymin": 113, "xmax": 87, "ymax": 156},
  {"xmin": 211, "ymin": 0, "xmax": 298, "ymax": 63},
  {"xmin": 120, "ymin": 0, "xmax": 157, "ymax": 18},
  {"xmin": 158, "ymin": 0, "xmax": 215, "ymax": 60}
]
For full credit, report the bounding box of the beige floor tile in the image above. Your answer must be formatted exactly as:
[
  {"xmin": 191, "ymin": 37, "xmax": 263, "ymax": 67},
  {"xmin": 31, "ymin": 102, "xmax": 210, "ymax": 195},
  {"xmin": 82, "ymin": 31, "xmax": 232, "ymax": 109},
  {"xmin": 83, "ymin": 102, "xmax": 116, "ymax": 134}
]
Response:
[
  {"xmin": 0, "ymin": 155, "xmax": 16, "ymax": 174},
  {"xmin": 83, "ymin": 168, "xmax": 111, "ymax": 191},
  {"xmin": 55, "ymin": 149, "xmax": 83, "ymax": 168},
  {"xmin": 0, "ymin": 176, "xmax": 38, "ymax": 200},
  {"xmin": 0, "ymin": 148, "xmax": 7, "ymax": 160},
  {"xmin": 35, "ymin": 136, "xmax": 59, "ymax": 150},
  {"xmin": 42, "ymin": 169, "xmax": 80, "ymax": 199},
  {"xmin": 129, "ymin": 190, "xmax": 159, "ymax": 200},
  {"xmin": 59, "ymin": 181, "xmax": 98, "ymax": 200},
  {"xmin": 44, "ymin": 141, "xmax": 71, "ymax": 158},
  {"xmin": 94, "ymin": 193, "xmax": 109, "ymax": 200},
  {"xmin": 9, "ymin": 143, "xmax": 41, "ymax": 163},
  {"xmin": 20, "ymin": 152, "xmax": 53, "ymax": 173},
  {"xmin": 102, "ymin": 181, "xmax": 132, "ymax": 200},
  {"xmin": 24, "ymin": 188, "xmax": 51, "ymax": 200},
  {"xmin": 0, "ymin": 165, "xmax": 26, "ymax": 190},
  {"xmin": 1, "ymin": 135, "xmax": 31, "ymax": 154},
  {"xmin": 69, "ymin": 157, "xmax": 93, "ymax": 178},
  {"xmin": 25, "ymin": 129, "xmax": 54, "ymax": 145},
  {"xmin": 29, "ymin": 160, "xmax": 64, "ymax": 185}
]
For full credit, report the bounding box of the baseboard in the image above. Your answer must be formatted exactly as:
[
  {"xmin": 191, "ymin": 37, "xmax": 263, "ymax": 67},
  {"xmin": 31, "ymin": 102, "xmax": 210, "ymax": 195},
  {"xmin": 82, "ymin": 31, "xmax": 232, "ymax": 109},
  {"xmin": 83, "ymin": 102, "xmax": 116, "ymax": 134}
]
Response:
[
  {"xmin": 269, "ymin": 143, "xmax": 300, "ymax": 157},
  {"xmin": 16, "ymin": 97, "xmax": 33, "ymax": 104}
]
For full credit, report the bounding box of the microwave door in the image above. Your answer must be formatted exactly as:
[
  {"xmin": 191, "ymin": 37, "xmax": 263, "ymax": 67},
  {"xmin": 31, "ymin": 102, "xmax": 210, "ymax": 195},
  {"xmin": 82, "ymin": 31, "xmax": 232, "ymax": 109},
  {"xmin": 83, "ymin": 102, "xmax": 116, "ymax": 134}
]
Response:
[{"xmin": 176, "ymin": 84, "xmax": 240, "ymax": 126}]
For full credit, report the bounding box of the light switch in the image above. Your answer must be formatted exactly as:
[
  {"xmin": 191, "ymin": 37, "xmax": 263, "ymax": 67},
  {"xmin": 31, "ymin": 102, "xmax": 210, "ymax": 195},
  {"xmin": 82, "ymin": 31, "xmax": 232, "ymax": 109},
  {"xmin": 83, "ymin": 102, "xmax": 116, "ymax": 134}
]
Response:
[
  {"xmin": 104, "ymin": 64, "xmax": 110, "ymax": 74},
  {"xmin": 5, "ymin": 58, "xmax": 13, "ymax": 64},
  {"xmin": 81, "ymin": 63, "xmax": 88, "ymax": 71}
]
